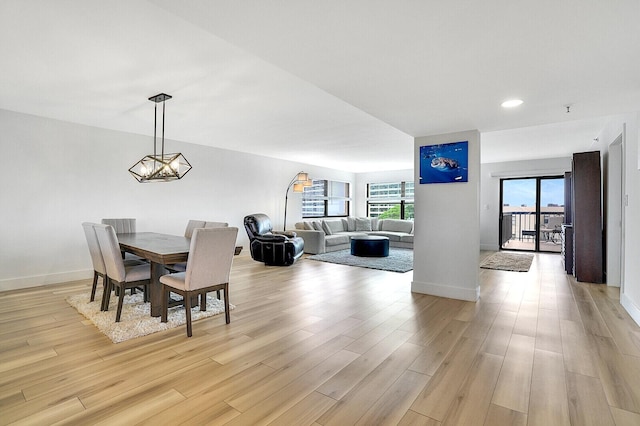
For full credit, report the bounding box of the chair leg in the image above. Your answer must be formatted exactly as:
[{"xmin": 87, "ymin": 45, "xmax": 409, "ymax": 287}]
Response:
[
  {"xmin": 161, "ymin": 286, "xmax": 168, "ymax": 323},
  {"xmin": 115, "ymin": 284, "xmax": 125, "ymax": 322},
  {"xmin": 90, "ymin": 271, "xmax": 99, "ymax": 302},
  {"xmin": 216, "ymin": 289, "xmax": 221, "ymax": 300},
  {"xmin": 184, "ymin": 291, "xmax": 193, "ymax": 337},
  {"xmin": 143, "ymin": 284, "xmax": 149, "ymax": 303},
  {"xmin": 223, "ymin": 284, "xmax": 230, "ymax": 324},
  {"xmin": 200, "ymin": 291, "xmax": 207, "ymax": 311},
  {"xmin": 101, "ymin": 278, "xmax": 112, "ymax": 311}
]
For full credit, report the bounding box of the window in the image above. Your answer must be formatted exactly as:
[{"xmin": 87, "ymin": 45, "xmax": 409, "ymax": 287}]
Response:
[
  {"xmin": 302, "ymin": 180, "xmax": 350, "ymax": 218},
  {"xmin": 367, "ymin": 181, "xmax": 414, "ymax": 220}
]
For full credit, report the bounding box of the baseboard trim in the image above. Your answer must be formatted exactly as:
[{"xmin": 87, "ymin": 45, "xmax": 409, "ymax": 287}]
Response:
[
  {"xmin": 0, "ymin": 269, "xmax": 93, "ymax": 292},
  {"xmin": 621, "ymin": 291, "xmax": 640, "ymax": 327},
  {"xmin": 411, "ymin": 280, "xmax": 479, "ymax": 302}
]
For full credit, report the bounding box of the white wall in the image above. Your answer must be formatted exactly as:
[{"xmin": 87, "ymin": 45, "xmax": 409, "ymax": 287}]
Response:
[
  {"xmin": 0, "ymin": 109, "xmax": 353, "ymax": 290},
  {"xmin": 412, "ymin": 130, "xmax": 480, "ymax": 301},
  {"xmin": 595, "ymin": 113, "xmax": 640, "ymax": 326},
  {"xmin": 479, "ymin": 157, "xmax": 572, "ymax": 251}
]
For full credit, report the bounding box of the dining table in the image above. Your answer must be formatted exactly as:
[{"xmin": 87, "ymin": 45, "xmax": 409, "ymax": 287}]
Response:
[{"xmin": 117, "ymin": 232, "xmax": 191, "ymax": 317}]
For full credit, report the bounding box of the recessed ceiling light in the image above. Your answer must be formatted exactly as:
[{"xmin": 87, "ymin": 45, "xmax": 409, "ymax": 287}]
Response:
[{"xmin": 501, "ymin": 99, "xmax": 523, "ymax": 108}]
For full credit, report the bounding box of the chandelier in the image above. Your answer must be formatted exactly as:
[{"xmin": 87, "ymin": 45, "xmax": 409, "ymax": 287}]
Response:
[{"xmin": 129, "ymin": 93, "xmax": 192, "ymax": 182}]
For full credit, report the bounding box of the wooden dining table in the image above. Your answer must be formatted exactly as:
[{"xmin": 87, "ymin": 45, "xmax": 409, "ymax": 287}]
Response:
[{"xmin": 117, "ymin": 232, "xmax": 190, "ymax": 317}]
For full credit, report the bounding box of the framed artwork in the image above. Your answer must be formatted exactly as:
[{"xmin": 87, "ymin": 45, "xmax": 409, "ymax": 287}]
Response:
[{"xmin": 419, "ymin": 141, "xmax": 469, "ymax": 184}]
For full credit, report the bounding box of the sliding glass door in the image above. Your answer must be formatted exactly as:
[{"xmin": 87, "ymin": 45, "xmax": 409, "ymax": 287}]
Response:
[{"xmin": 500, "ymin": 176, "xmax": 564, "ymax": 253}]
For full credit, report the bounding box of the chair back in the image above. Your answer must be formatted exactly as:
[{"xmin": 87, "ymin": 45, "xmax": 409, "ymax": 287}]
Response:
[
  {"xmin": 204, "ymin": 221, "xmax": 228, "ymax": 229},
  {"xmin": 244, "ymin": 214, "xmax": 272, "ymax": 240},
  {"xmin": 185, "ymin": 227, "xmax": 238, "ymax": 291},
  {"xmin": 184, "ymin": 220, "xmax": 206, "ymax": 238},
  {"xmin": 94, "ymin": 224, "xmax": 126, "ymax": 282},
  {"xmin": 184, "ymin": 220, "xmax": 228, "ymax": 238},
  {"xmin": 101, "ymin": 218, "xmax": 136, "ymax": 234},
  {"xmin": 82, "ymin": 222, "xmax": 106, "ymax": 275}
]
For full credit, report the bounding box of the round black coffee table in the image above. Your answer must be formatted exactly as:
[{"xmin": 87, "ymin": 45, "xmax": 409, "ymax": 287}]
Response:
[{"xmin": 350, "ymin": 235, "xmax": 390, "ymax": 257}]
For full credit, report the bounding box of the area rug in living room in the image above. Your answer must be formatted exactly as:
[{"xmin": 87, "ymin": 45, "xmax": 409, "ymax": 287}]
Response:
[
  {"xmin": 307, "ymin": 248, "xmax": 413, "ymax": 273},
  {"xmin": 67, "ymin": 289, "xmax": 234, "ymax": 343},
  {"xmin": 480, "ymin": 252, "xmax": 534, "ymax": 272}
]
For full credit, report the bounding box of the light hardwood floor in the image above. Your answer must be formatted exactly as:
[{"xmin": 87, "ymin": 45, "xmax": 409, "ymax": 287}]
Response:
[{"xmin": 1, "ymin": 252, "xmax": 640, "ymax": 425}]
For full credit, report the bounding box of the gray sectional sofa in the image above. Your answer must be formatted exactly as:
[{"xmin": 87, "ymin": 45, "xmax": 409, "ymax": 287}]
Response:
[{"xmin": 293, "ymin": 217, "xmax": 414, "ymax": 254}]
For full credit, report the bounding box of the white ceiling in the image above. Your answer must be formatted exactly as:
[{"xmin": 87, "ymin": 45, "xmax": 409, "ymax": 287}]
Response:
[{"xmin": 1, "ymin": 1, "xmax": 639, "ymax": 172}]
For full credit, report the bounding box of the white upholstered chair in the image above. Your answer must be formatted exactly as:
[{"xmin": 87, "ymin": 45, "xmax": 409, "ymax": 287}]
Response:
[
  {"xmin": 160, "ymin": 226, "xmax": 238, "ymax": 337},
  {"xmin": 101, "ymin": 218, "xmax": 136, "ymax": 233},
  {"xmin": 94, "ymin": 224, "xmax": 150, "ymax": 322},
  {"xmin": 82, "ymin": 222, "xmax": 109, "ymax": 306},
  {"xmin": 184, "ymin": 220, "xmax": 228, "ymax": 238},
  {"xmin": 171, "ymin": 220, "xmax": 229, "ymax": 272},
  {"xmin": 184, "ymin": 220, "xmax": 206, "ymax": 239},
  {"xmin": 82, "ymin": 222, "xmax": 145, "ymax": 309},
  {"xmin": 101, "ymin": 218, "xmax": 147, "ymax": 263}
]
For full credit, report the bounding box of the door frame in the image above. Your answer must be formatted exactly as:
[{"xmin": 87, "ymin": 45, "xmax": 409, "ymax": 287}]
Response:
[{"xmin": 499, "ymin": 175, "xmax": 565, "ymax": 253}]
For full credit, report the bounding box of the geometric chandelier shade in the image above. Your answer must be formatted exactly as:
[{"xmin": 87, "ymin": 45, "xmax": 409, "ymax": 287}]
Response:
[
  {"xmin": 128, "ymin": 152, "xmax": 192, "ymax": 182},
  {"xmin": 129, "ymin": 93, "xmax": 192, "ymax": 182}
]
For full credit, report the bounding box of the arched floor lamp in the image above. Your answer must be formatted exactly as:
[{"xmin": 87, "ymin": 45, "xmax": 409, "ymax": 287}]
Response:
[{"xmin": 284, "ymin": 171, "xmax": 312, "ymax": 231}]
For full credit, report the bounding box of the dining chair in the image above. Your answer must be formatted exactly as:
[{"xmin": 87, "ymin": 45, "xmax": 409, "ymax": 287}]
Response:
[
  {"xmin": 184, "ymin": 220, "xmax": 228, "ymax": 238},
  {"xmin": 160, "ymin": 226, "xmax": 238, "ymax": 337},
  {"xmin": 101, "ymin": 218, "xmax": 147, "ymax": 263},
  {"xmin": 81, "ymin": 222, "xmax": 109, "ymax": 306},
  {"xmin": 94, "ymin": 224, "xmax": 151, "ymax": 322},
  {"xmin": 82, "ymin": 222, "xmax": 145, "ymax": 309},
  {"xmin": 172, "ymin": 220, "xmax": 229, "ymax": 272},
  {"xmin": 184, "ymin": 220, "xmax": 206, "ymax": 239},
  {"xmin": 101, "ymin": 218, "xmax": 136, "ymax": 233}
]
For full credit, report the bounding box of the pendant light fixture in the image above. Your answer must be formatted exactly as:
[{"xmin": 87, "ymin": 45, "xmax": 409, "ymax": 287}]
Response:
[{"xmin": 129, "ymin": 93, "xmax": 192, "ymax": 182}]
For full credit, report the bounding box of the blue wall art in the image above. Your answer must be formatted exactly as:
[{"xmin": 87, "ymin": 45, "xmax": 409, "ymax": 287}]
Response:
[{"xmin": 419, "ymin": 141, "xmax": 469, "ymax": 184}]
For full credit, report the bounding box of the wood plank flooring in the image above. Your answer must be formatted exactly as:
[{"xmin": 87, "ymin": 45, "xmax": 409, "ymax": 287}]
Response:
[{"xmin": 1, "ymin": 251, "xmax": 640, "ymax": 425}]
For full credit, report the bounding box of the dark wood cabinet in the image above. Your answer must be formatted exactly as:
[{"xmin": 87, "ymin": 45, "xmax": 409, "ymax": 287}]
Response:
[{"xmin": 571, "ymin": 151, "xmax": 604, "ymax": 283}]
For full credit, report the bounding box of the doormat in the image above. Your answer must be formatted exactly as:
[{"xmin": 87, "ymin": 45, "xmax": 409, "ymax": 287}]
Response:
[{"xmin": 480, "ymin": 252, "xmax": 534, "ymax": 272}]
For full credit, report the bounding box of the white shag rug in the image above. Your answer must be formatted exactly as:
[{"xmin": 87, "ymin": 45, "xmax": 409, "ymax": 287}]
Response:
[{"xmin": 67, "ymin": 289, "xmax": 234, "ymax": 343}]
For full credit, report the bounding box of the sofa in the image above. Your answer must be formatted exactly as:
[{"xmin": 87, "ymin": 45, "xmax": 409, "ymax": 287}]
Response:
[{"xmin": 293, "ymin": 217, "xmax": 414, "ymax": 254}]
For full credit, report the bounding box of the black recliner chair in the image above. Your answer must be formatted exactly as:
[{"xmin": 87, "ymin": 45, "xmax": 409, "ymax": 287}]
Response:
[{"xmin": 244, "ymin": 213, "xmax": 304, "ymax": 266}]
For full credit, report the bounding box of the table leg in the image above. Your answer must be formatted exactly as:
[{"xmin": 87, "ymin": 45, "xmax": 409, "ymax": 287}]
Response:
[{"xmin": 149, "ymin": 262, "xmax": 165, "ymax": 317}]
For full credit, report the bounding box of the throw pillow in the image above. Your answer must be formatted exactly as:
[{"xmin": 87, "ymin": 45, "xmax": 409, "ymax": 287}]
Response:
[
  {"xmin": 324, "ymin": 219, "xmax": 346, "ymax": 234},
  {"xmin": 322, "ymin": 221, "xmax": 333, "ymax": 235},
  {"xmin": 303, "ymin": 221, "xmax": 313, "ymax": 230},
  {"xmin": 312, "ymin": 221, "xmax": 323, "ymax": 232},
  {"xmin": 355, "ymin": 217, "xmax": 372, "ymax": 232},
  {"xmin": 347, "ymin": 217, "xmax": 356, "ymax": 231}
]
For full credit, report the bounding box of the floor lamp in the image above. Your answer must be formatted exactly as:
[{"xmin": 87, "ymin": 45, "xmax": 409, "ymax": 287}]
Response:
[{"xmin": 284, "ymin": 171, "xmax": 312, "ymax": 231}]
